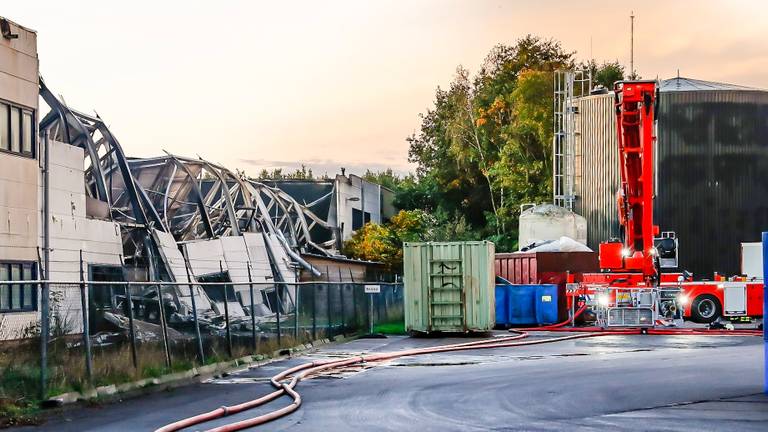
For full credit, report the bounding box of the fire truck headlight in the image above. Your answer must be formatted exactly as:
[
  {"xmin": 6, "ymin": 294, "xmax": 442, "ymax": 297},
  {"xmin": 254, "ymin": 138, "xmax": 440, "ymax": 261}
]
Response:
[
  {"xmin": 621, "ymin": 248, "xmax": 631, "ymax": 258},
  {"xmin": 649, "ymin": 247, "xmax": 658, "ymax": 256},
  {"xmin": 598, "ymin": 294, "xmax": 610, "ymax": 307},
  {"xmin": 677, "ymin": 295, "xmax": 689, "ymax": 306}
]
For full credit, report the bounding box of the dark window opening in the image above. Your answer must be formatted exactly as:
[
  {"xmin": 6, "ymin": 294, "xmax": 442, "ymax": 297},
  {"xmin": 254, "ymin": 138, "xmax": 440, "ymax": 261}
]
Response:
[
  {"xmin": 0, "ymin": 100, "xmax": 35, "ymax": 159},
  {"xmin": 0, "ymin": 262, "xmax": 37, "ymax": 312},
  {"xmin": 352, "ymin": 209, "xmax": 372, "ymax": 231}
]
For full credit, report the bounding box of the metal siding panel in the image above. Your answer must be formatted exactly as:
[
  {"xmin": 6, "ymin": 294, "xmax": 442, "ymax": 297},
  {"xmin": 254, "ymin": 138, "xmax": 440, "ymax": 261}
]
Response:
[{"xmin": 574, "ymin": 94, "xmax": 620, "ymax": 250}]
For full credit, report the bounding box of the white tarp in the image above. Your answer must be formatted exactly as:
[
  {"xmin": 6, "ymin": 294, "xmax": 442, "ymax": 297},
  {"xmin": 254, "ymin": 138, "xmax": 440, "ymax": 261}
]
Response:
[{"xmin": 520, "ymin": 236, "xmax": 593, "ymax": 253}]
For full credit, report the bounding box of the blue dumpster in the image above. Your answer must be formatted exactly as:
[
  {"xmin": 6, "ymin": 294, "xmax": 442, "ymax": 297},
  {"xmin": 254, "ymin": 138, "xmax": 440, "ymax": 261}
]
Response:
[
  {"xmin": 507, "ymin": 284, "xmax": 559, "ymax": 326},
  {"xmin": 495, "ymin": 285, "xmax": 509, "ymax": 326},
  {"xmin": 508, "ymin": 285, "xmax": 537, "ymax": 325},
  {"xmin": 495, "ymin": 277, "xmax": 512, "ymax": 327}
]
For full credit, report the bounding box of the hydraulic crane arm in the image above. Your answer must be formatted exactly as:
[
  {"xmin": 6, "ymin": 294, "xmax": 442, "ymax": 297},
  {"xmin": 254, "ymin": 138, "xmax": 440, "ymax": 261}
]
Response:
[{"xmin": 599, "ymin": 80, "xmax": 660, "ymax": 281}]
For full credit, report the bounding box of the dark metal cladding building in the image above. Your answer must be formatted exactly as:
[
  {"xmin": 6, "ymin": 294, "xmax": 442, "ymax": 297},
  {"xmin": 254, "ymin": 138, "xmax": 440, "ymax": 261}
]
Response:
[{"xmin": 574, "ymin": 77, "xmax": 768, "ymax": 279}]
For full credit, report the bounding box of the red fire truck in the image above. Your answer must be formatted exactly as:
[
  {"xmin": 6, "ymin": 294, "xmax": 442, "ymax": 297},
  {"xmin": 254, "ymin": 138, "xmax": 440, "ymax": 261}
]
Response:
[{"xmin": 573, "ymin": 81, "xmax": 763, "ymax": 327}]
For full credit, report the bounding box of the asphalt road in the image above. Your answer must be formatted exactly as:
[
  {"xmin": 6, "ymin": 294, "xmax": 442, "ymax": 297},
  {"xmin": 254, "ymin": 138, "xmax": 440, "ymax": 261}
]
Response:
[{"xmin": 17, "ymin": 332, "xmax": 768, "ymax": 431}]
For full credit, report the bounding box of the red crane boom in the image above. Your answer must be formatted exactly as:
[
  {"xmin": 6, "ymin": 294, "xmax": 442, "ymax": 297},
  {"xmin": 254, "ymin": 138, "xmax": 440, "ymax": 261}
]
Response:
[{"xmin": 599, "ymin": 81, "xmax": 659, "ymax": 283}]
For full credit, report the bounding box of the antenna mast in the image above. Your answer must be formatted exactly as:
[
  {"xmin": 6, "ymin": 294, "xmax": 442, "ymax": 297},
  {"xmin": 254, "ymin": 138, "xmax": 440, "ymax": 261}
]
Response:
[{"xmin": 630, "ymin": 11, "xmax": 635, "ymax": 78}]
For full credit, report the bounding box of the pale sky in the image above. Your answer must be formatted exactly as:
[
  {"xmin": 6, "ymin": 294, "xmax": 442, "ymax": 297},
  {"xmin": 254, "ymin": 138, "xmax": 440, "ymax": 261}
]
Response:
[{"xmin": 4, "ymin": 1, "xmax": 767, "ymax": 176}]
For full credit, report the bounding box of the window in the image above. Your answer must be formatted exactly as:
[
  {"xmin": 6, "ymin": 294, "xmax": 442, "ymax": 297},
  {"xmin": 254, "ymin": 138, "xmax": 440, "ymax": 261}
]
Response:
[
  {"xmin": 10, "ymin": 107, "xmax": 20, "ymax": 153},
  {"xmin": 0, "ymin": 262, "xmax": 37, "ymax": 312},
  {"xmin": 351, "ymin": 209, "xmax": 371, "ymax": 231},
  {"xmin": 22, "ymin": 111, "xmax": 32, "ymax": 154},
  {"xmin": 0, "ymin": 100, "xmax": 35, "ymax": 158},
  {"xmin": 352, "ymin": 208, "xmax": 363, "ymax": 230},
  {"xmin": 0, "ymin": 104, "xmax": 7, "ymax": 151}
]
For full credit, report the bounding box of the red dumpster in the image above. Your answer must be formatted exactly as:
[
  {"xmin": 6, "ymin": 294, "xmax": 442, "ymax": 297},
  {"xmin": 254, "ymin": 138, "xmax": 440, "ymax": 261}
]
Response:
[{"xmin": 495, "ymin": 252, "xmax": 598, "ymax": 321}]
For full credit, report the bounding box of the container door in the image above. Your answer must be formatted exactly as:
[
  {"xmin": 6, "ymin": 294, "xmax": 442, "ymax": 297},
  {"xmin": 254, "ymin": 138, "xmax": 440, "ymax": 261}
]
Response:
[{"xmin": 429, "ymin": 252, "xmax": 465, "ymax": 331}]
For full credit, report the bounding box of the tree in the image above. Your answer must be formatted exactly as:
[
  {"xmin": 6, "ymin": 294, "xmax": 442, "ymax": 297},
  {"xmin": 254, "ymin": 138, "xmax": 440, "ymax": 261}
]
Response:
[
  {"xmin": 255, "ymin": 165, "xmax": 326, "ymax": 180},
  {"xmin": 362, "ymin": 168, "xmax": 402, "ymax": 190},
  {"xmin": 343, "ymin": 210, "xmax": 432, "ymax": 270},
  {"xmin": 405, "ymin": 35, "xmax": 573, "ymax": 250},
  {"xmin": 582, "ymin": 60, "xmax": 626, "ymax": 90}
]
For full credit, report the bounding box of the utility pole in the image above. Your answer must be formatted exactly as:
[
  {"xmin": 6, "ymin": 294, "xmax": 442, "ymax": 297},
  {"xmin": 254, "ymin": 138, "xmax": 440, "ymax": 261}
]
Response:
[{"xmin": 630, "ymin": 11, "xmax": 635, "ymax": 79}]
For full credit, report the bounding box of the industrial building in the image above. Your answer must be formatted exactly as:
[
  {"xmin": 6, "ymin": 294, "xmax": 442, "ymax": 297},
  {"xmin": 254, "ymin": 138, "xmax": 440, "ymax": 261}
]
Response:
[
  {"xmin": 0, "ymin": 16, "xmax": 394, "ymax": 341},
  {"xmin": 573, "ymin": 77, "xmax": 768, "ymax": 278},
  {"xmin": 266, "ymin": 172, "xmax": 397, "ymax": 247}
]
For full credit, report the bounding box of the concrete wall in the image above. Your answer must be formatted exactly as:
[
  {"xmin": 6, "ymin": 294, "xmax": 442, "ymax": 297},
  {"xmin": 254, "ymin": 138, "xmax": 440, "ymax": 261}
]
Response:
[
  {"xmin": 41, "ymin": 141, "xmax": 122, "ymax": 338},
  {"xmin": 335, "ymin": 174, "xmax": 383, "ymax": 241},
  {"xmin": 0, "ymin": 18, "xmax": 38, "ymax": 110},
  {"xmin": 1, "ymin": 140, "xmax": 123, "ymax": 339},
  {"xmin": 0, "ymin": 17, "xmax": 40, "ymax": 339},
  {"xmin": 0, "ymin": 18, "xmax": 38, "ymax": 262}
]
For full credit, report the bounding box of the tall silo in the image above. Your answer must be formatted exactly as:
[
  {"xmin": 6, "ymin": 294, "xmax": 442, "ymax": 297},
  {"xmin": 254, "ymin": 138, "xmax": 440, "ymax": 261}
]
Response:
[{"xmin": 573, "ymin": 77, "xmax": 768, "ymax": 278}]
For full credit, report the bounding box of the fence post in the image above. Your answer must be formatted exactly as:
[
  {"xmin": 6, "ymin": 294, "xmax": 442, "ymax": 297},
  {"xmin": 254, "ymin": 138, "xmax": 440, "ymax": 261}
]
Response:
[
  {"xmin": 338, "ymin": 268, "xmax": 345, "ymax": 336},
  {"xmin": 348, "ymin": 268, "xmax": 358, "ymax": 329},
  {"xmin": 182, "ymin": 255, "xmax": 205, "ymax": 364},
  {"xmin": 247, "ymin": 263, "xmax": 257, "ymax": 352},
  {"xmin": 275, "ymin": 281, "xmax": 282, "ymax": 347},
  {"xmin": 369, "ymin": 288, "xmax": 375, "ymax": 335},
  {"xmin": 156, "ymin": 284, "xmax": 171, "ymax": 368},
  {"xmin": 79, "ymin": 250, "xmax": 93, "ymax": 383},
  {"xmin": 294, "ymin": 267, "xmax": 300, "ymax": 342},
  {"xmin": 125, "ymin": 282, "xmax": 139, "ymax": 370},
  {"xmin": 220, "ymin": 261, "xmax": 233, "ymax": 359},
  {"xmin": 378, "ymin": 281, "xmax": 385, "ymax": 324},
  {"xmin": 36, "ymin": 248, "xmax": 49, "ymax": 399},
  {"xmin": 294, "ymin": 283, "xmax": 300, "ymax": 342},
  {"xmin": 312, "ymin": 280, "xmax": 317, "ymax": 341},
  {"xmin": 326, "ymin": 266, "xmax": 332, "ymax": 338}
]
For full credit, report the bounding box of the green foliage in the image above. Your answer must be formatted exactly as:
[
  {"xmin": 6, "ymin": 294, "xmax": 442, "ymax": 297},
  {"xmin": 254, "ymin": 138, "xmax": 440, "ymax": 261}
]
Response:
[
  {"xmin": 255, "ymin": 165, "xmax": 327, "ymax": 180},
  {"xmin": 581, "ymin": 59, "xmax": 626, "ymax": 90},
  {"xmin": 343, "ymin": 210, "xmax": 432, "ymax": 269},
  {"xmin": 362, "ymin": 169, "xmax": 402, "ymax": 190},
  {"xmin": 403, "ymin": 35, "xmax": 573, "ymax": 250},
  {"xmin": 400, "ymin": 35, "xmax": 627, "ymax": 252}
]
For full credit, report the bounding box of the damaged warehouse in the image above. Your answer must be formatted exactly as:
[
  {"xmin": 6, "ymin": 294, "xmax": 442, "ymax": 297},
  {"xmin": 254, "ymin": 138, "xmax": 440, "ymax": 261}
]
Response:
[
  {"xmin": 0, "ymin": 23, "xmax": 394, "ymax": 345},
  {"xmin": 31, "ymin": 83, "xmax": 391, "ymax": 344}
]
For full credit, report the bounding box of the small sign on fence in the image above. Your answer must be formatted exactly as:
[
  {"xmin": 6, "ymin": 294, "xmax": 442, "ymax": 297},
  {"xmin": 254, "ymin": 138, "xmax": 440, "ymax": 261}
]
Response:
[{"xmin": 364, "ymin": 284, "xmax": 381, "ymax": 294}]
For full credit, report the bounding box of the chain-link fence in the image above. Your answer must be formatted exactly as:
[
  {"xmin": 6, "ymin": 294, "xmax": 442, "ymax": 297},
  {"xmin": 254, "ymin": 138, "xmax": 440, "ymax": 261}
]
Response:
[{"xmin": 0, "ymin": 280, "xmax": 404, "ymax": 406}]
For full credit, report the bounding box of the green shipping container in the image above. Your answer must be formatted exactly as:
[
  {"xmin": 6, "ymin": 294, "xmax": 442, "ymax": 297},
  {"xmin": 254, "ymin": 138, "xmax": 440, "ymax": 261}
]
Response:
[{"xmin": 403, "ymin": 241, "xmax": 495, "ymax": 333}]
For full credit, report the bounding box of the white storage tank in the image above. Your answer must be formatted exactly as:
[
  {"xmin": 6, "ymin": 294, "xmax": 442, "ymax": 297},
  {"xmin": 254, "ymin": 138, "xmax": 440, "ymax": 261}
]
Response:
[{"xmin": 518, "ymin": 204, "xmax": 587, "ymax": 250}]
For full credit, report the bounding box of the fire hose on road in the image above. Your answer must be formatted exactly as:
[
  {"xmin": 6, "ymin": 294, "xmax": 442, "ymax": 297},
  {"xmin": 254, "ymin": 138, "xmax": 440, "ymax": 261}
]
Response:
[{"xmin": 155, "ymin": 305, "xmax": 761, "ymax": 432}]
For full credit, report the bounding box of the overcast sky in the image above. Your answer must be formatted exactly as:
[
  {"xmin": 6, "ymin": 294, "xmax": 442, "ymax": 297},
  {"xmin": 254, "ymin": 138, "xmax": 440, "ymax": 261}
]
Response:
[{"xmin": 4, "ymin": 0, "xmax": 767, "ymax": 176}]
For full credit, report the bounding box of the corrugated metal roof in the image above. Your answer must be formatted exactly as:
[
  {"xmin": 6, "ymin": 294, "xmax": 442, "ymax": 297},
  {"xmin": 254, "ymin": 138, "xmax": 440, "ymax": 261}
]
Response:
[{"xmin": 660, "ymin": 77, "xmax": 766, "ymax": 92}]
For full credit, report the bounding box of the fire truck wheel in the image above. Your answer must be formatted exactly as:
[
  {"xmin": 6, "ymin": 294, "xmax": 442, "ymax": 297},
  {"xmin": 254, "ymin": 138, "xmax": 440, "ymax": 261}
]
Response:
[{"xmin": 690, "ymin": 294, "xmax": 721, "ymax": 323}]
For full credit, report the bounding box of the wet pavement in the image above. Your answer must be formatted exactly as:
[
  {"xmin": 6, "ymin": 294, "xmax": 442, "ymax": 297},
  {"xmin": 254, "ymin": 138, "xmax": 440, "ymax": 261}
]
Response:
[{"xmin": 15, "ymin": 331, "xmax": 768, "ymax": 431}]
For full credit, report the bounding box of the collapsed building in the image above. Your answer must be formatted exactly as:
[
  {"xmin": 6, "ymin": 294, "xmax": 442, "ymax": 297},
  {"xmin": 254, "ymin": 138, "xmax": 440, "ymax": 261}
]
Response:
[{"xmin": 0, "ymin": 16, "xmax": 389, "ymax": 340}]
